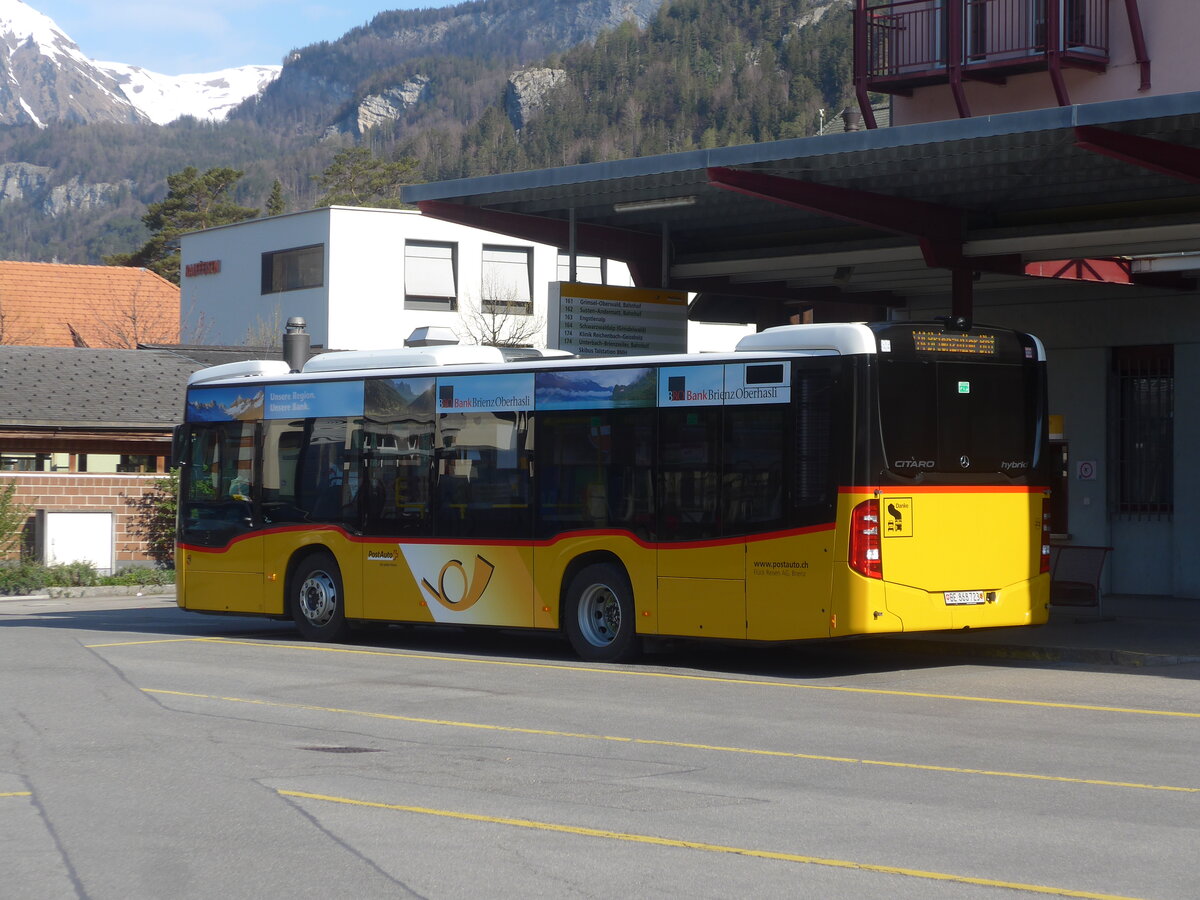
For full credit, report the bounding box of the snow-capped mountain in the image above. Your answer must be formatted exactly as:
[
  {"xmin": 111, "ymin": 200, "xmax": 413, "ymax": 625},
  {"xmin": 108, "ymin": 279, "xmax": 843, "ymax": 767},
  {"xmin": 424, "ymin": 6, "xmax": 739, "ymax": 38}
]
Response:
[
  {"xmin": 97, "ymin": 62, "xmax": 281, "ymax": 125},
  {"xmin": 0, "ymin": 0, "xmax": 143, "ymax": 127},
  {"xmin": 0, "ymin": 0, "xmax": 279, "ymax": 128}
]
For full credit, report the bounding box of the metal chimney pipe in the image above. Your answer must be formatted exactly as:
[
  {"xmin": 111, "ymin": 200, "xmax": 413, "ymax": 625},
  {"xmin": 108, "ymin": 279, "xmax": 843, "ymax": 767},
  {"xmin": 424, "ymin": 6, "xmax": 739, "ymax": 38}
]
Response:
[{"xmin": 283, "ymin": 316, "xmax": 309, "ymax": 373}]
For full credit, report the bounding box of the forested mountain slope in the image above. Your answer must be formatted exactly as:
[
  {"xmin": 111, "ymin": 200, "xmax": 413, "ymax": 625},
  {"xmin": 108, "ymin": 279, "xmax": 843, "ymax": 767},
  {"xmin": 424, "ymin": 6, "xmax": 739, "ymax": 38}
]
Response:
[{"xmin": 0, "ymin": 0, "xmax": 854, "ymax": 265}]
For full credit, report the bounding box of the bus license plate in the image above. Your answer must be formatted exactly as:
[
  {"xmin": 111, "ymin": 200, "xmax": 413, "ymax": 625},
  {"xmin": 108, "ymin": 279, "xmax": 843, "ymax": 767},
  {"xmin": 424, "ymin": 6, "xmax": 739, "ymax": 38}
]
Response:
[{"xmin": 944, "ymin": 591, "xmax": 987, "ymax": 606}]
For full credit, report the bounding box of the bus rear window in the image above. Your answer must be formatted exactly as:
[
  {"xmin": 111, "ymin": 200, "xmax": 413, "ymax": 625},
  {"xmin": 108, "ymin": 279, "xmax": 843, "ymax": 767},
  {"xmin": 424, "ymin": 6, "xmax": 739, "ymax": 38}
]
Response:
[{"xmin": 878, "ymin": 358, "xmax": 1040, "ymax": 476}]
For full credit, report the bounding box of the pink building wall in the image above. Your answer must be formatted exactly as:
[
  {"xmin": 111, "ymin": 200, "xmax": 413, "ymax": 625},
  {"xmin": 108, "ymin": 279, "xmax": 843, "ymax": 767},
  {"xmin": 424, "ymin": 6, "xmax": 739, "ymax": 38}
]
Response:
[{"xmin": 893, "ymin": 0, "xmax": 1199, "ymax": 125}]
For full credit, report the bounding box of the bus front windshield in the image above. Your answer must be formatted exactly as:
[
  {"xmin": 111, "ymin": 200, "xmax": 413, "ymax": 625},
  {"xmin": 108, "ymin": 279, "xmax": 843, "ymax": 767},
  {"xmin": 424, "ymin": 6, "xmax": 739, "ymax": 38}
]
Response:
[{"xmin": 877, "ymin": 357, "xmax": 1042, "ymax": 478}]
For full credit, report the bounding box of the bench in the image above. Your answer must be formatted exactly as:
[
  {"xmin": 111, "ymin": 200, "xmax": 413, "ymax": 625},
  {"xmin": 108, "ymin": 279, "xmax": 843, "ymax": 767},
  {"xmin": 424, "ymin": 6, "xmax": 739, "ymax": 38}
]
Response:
[{"xmin": 1049, "ymin": 545, "xmax": 1112, "ymax": 613}]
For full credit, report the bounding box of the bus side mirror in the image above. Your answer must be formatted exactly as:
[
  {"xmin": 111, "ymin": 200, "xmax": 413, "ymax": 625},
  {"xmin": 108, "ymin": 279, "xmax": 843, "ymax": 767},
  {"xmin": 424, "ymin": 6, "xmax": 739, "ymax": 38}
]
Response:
[{"xmin": 172, "ymin": 424, "xmax": 189, "ymax": 469}]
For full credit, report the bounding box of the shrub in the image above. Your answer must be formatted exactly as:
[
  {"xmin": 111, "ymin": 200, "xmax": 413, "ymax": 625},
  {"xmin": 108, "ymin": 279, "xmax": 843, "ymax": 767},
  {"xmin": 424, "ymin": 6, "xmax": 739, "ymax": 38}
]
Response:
[
  {"xmin": 0, "ymin": 479, "xmax": 30, "ymax": 557},
  {"xmin": 126, "ymin": 469, "xmax": 178, "ymax": 568},
  {"xmin": 0, "ymin": 560, "xmax": 50, "ymax": 595},
  {"xmin": 0, "ymin": 560, "xmax": 175, "ymax": 595}
]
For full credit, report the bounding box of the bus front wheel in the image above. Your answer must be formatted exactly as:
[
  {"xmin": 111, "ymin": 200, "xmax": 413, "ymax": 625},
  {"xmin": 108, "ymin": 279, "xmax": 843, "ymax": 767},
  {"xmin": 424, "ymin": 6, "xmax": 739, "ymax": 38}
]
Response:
[
  {"xmin": 291, "ymin": 552, "xmax": 351, "ymax": 642},
  {"xmin": 564, "ymin": 562, "xmax": 639, "ymax": 662}
]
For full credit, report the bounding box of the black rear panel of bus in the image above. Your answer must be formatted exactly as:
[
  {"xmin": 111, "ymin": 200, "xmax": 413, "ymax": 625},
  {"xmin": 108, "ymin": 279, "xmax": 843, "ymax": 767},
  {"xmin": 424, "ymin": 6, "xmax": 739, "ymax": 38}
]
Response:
[{"xmin": 868, "ymin": 324, "xmax": 1048, "ymax": 486}]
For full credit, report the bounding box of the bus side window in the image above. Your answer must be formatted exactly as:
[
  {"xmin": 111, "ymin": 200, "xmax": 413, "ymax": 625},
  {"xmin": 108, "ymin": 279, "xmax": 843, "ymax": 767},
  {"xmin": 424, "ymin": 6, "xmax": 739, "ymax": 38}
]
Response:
[
  {"xmin": 436, "ymin": 410, "xmax": 531, "ymax": 539},
  {"xmin": 658, "ymin": 407, "xmax": 721, "ymax": 541},
  {"xmin": 536, "ymin": 409, "xmax": 654, "ymax": 540},
  {"xmin": 793, "ymin": 367, "xmax": 836, "ymax": 524},
  {"xmin": 724, "ymin": 405, "xmax": 786, "ymax": 534}
]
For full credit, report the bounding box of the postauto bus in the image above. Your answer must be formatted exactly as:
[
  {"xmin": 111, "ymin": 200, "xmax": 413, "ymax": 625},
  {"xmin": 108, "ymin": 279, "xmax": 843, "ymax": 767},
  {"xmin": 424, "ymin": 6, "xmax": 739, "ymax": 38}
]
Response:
[{"xmin": 175, "ymin": 321, "xmax": 1050, "ymax": 661}]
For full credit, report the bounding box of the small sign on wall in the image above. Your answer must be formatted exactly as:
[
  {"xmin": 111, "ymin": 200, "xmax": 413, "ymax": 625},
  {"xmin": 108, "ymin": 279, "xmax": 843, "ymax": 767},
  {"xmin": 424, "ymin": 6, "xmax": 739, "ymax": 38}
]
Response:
[{"xmin": 1077, "ymin": 460, "xmax": 1098, "ymax": 481}]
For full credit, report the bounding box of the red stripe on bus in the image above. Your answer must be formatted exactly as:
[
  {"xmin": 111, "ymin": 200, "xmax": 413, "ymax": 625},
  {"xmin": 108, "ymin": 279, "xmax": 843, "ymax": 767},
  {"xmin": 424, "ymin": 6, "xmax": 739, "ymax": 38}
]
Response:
[{"xmin": 179, "ymin": 521, "xmax": 837, "ymax": 555}]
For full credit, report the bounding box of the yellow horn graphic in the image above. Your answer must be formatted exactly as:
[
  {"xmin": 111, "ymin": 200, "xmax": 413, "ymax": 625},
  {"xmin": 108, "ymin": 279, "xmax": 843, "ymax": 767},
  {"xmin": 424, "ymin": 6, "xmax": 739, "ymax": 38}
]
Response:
[{"xmin": 421, "ymin": 555, "xmax": 495, "ymax": 612}]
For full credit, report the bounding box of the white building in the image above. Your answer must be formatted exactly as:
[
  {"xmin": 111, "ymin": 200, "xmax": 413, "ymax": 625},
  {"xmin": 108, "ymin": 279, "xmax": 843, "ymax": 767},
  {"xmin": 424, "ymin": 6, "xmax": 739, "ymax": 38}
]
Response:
[{"xmin": 179, "ymin": 206, "xmax": 749, "ymax": 352}]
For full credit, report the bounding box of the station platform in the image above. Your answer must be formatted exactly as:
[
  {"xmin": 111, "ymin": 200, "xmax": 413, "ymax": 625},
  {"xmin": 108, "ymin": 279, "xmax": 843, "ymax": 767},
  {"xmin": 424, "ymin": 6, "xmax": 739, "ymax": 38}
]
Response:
[{"xmin": 859, "ymin": 595, "xmax": 1200, "ymax": 667}]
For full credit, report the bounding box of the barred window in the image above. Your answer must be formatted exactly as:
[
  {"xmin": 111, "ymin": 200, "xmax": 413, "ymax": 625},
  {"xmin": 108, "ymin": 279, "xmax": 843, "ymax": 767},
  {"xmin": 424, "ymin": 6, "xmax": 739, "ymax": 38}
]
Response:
[{"xmin": 1114, "ymin": 346, "xmax": 1173, "ymax": 516}]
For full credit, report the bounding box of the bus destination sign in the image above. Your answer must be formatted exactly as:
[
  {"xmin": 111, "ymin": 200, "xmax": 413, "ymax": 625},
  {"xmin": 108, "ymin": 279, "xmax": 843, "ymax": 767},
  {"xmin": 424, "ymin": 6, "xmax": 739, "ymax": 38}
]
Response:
[{"xmin": 911, "ymin": 330, "xmax": 997, "ymax": 357}]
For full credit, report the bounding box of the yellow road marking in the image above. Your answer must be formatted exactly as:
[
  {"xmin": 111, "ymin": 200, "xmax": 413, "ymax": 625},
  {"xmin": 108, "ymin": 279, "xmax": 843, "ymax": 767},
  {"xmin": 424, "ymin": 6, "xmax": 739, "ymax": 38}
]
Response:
[
  {"xmin": 85, "ymin": 638, "xmax": 217, "ymax": 648},
  {"xmin": 277, "ymin": 789, "xmax": 1145, "ymax": 900},
  {"xmin": 109, "ymin": 636, "xmax": 1200, "ymax": 719},
  {"xmin": 0, "ymin": 792, "xmax": 32, "ymax": 798},
  {"xmin": 146, "ymin": 689, "xmax": 1198, "ymax": 794}
]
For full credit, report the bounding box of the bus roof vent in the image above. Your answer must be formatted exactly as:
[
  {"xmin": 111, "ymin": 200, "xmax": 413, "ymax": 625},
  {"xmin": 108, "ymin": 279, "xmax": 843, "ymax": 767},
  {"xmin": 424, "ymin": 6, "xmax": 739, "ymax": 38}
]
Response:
[
  {"xmin": 188, "ymin": 359, "xmax": 291, "ymax": 386},
  {"xmin": 735, "ymin": 323, "xmax": 877, "ymax": 356},
  {"xmin": 500, "ymin": 347, "xmax": 576, "ymax": 361},
  {"xmin": 301, "ymin": 344, "xmax": 506, "ymax": 373}
]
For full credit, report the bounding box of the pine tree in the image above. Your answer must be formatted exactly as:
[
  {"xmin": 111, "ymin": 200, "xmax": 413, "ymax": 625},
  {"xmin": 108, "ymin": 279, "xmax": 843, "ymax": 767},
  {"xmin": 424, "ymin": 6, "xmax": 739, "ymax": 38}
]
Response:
[
  {"xmin": 313, "ymin": 147, "xmax": 421, "ymax": 209},
  {"xmin": 265, "ymin": 179, "xmax": 287, "ymax": 216},
  {"xmin": 106, "ymin": 167, "xmax": 259, "ymax": 284}
]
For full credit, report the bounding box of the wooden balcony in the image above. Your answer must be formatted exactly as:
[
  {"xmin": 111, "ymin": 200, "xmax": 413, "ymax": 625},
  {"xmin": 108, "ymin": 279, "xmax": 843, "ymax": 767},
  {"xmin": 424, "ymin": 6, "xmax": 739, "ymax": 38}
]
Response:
[{"xmin": 862, "ymin": 0, "xmax": 1109, "ymax": 95}]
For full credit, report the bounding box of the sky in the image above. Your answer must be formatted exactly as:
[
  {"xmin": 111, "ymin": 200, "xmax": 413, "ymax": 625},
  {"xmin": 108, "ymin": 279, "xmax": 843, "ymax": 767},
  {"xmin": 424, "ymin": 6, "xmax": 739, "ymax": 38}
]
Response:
[{"xmin": 28, "ymin": 0, "xmax": 460, "ymax": 75}]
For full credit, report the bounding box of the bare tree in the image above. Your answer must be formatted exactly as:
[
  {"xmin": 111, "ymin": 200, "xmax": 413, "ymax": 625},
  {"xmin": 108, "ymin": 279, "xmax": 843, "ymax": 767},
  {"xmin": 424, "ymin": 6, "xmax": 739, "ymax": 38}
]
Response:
[
  {"xmin": 92, "ymin": 280, "xmax": 177, "ymax": 348},
  {"xmin": 0, "ymin": 295, "xmax": 32, "ymax": 345},
  {"xmin": 181, "ymin": 308, "xmax": 213, "ymax": 346},
  {"xmin": 243, "ymin": 303, "xmax": 285, "ymax": 350},
  {"xmin": 456, "ymin": 272, "xmax": 545, "ymax": 348}
]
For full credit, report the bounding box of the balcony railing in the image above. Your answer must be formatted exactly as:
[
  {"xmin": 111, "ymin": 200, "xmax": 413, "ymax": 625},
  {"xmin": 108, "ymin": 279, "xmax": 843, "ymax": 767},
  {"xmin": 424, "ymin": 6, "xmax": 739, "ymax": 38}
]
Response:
[{"xmin": 865, "ymin": 0, "xmax": 1108, "ymax": 89}]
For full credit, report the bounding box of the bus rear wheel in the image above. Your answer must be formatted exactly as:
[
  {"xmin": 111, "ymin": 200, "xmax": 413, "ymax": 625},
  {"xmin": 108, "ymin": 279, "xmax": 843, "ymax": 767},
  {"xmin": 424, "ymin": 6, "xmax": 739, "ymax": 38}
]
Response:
[
  {"xmin": 564, "ymin": 562, "xmax": 639, "ymax": 663},
  {"xmin": 291, "ymin": 552, "xmax": 351, "ymax": 643}
]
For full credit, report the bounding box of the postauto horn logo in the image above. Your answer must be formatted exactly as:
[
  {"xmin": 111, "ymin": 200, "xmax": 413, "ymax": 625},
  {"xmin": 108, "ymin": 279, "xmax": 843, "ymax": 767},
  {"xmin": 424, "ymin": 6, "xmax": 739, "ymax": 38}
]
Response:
[{"xmin": 421, "ymin": 554, "xmax": 495, "ymax": 611}]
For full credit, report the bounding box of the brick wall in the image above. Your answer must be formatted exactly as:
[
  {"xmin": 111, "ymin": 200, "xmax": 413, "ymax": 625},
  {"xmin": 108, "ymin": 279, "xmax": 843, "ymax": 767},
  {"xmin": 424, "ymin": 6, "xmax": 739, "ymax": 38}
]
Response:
[{"xmin": 1, "ymin": 473, "xmax": 168, "ymax": 568}]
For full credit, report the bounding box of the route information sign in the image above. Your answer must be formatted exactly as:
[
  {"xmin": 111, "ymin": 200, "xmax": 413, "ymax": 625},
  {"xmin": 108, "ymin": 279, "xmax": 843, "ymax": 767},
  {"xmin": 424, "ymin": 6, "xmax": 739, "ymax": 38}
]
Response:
[{"xmin": 548, "ymin": 282, "xmax": 689, "ymax": 357}]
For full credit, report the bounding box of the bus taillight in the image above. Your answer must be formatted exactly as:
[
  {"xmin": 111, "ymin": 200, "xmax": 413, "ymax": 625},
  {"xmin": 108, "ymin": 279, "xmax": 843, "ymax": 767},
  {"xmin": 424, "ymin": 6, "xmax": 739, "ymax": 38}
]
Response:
[
  {"xmin": 1040, "ymin": 501, "xmax": 1052, "ymax": 574},
  {"xmin": 850, "ymin": 499, "xmax": 883, "ymax": 579}
]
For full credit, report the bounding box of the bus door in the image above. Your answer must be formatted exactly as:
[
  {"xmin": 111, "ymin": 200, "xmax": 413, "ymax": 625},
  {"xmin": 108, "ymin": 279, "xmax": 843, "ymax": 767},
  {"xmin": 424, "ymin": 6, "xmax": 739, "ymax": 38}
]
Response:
[
  {"xmin": 427, "ymin": 401, "xmax": 536, "ymax": 629},
  {"xmin": 743, "ymin": 365, "xmax": 839, "ymax": 642},
  {"xmin": 178, "ymin": 421, "xmax": 265, "ymax": 613},
  {"xmin": 657, "ymin": 403, "xmax": 745, "ymax": 639}
]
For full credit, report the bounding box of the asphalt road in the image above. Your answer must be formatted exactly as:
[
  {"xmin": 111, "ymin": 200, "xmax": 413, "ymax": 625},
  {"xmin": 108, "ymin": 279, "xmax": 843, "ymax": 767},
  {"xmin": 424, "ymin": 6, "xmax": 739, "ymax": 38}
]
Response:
[{"xmin": 1, "ymin": 595, "xmax": 1197, "ymax": 900}]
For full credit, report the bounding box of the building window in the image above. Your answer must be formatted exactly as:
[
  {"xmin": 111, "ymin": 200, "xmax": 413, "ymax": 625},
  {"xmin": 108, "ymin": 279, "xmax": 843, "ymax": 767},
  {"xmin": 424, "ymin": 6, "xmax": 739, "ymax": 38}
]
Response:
[
  {"xmin": 1, "ymin": 453, "xmax": 51, "ymax": 472},
  {"xmin": 1114, "ymin": 345, "xmax": 1173, "ymax": 517},
  {"xmin": 405, "ymin": 241, "xmax": 457, "ymax": 310},
  {"xmin": 481, "ymin": 246, "xmax": 532, "ymax": 315},
  {"xmin": 261, "ymin": 244, "xmax": 325, "ymax": 294},
  {"xmin": 557, "ymin": 253, "xmax": 605, "ymax": 284}
]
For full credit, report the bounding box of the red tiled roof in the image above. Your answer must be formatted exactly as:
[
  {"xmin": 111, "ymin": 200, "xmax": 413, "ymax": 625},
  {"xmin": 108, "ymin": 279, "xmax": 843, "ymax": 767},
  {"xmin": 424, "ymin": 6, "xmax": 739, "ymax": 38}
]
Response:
[{"xmin": 0, "ymin": 261, "xmax": 179, "ymax": 348}]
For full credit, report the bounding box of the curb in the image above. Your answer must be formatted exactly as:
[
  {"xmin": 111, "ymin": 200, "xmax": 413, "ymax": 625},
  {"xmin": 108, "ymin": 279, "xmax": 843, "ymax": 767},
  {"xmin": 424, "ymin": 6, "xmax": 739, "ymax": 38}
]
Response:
[
  {"xmin": 1, "ymin": 585, "xmax": 176, "ymax": 601},
  {"xmin": 855, "ymin": 637, "xmax": 1200, "ymax": 668}
]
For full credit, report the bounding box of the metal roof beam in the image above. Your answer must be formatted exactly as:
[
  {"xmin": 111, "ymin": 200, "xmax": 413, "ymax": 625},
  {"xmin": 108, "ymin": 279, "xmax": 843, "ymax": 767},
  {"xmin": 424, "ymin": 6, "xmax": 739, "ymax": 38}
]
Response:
[
  {"xmin": 1074, "ymin": 126, "xmax": 1200, "ymax": 184},
  {"xmin": 675, "ymin": 276, "xmax": 905, "ymax": 307},
  {"xmin": 673, "ymin": 245, "xmax": 924, "ymax": 279},
  {"xmin": 416, "ymin": 200, "xmax": 662, "ymax": 285},
  {"xmin": 707, "ymin": 167, "xmax": 964, "ymax": 245}
]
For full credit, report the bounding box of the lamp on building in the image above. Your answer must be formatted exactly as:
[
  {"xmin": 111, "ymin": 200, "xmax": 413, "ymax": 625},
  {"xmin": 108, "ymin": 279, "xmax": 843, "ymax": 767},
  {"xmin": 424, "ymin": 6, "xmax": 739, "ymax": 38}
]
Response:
[{"xmin": 613, "ymin": 196, "xmax": 697, "ymax": 213}]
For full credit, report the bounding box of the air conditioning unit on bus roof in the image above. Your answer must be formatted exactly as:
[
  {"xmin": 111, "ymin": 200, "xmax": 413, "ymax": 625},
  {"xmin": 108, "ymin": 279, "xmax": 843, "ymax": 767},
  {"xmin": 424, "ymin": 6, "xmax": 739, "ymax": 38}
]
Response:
[
  {"xmin": 302, "ymin": 344, "xmax": 507, "ymax": 373},
  {"xmin": 187, "ymin": 359, "xmax": 291, "ymax": 385},
  {"xmin": 736, "ymin": 323, "xmax": 877, "ymax": 356}
]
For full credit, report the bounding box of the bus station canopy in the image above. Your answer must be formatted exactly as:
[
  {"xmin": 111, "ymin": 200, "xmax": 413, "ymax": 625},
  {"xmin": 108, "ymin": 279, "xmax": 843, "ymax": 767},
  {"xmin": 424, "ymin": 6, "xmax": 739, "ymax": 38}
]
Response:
[{"xmin": 404, "ymin": 91, "xmax": 1200, "ymax": 324}]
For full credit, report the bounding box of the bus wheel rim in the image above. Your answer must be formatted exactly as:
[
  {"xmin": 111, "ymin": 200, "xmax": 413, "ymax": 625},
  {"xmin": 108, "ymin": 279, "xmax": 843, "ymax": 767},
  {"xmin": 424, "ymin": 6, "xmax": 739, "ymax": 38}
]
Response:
[
  {"xmin": 299, "ymin": 570, "xmax": 338, "ymax": 627},
  {"xmin": 578, "ymin": 583, "xmax": 620, "ymax": 647}
]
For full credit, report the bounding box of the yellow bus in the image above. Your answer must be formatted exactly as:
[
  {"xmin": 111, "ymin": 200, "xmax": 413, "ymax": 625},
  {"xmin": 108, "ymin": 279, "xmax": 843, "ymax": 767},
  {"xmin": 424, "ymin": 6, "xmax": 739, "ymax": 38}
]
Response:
[{"xmin": 176, "ymin": 321, "xmax": 1050, "ymax": 661}]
